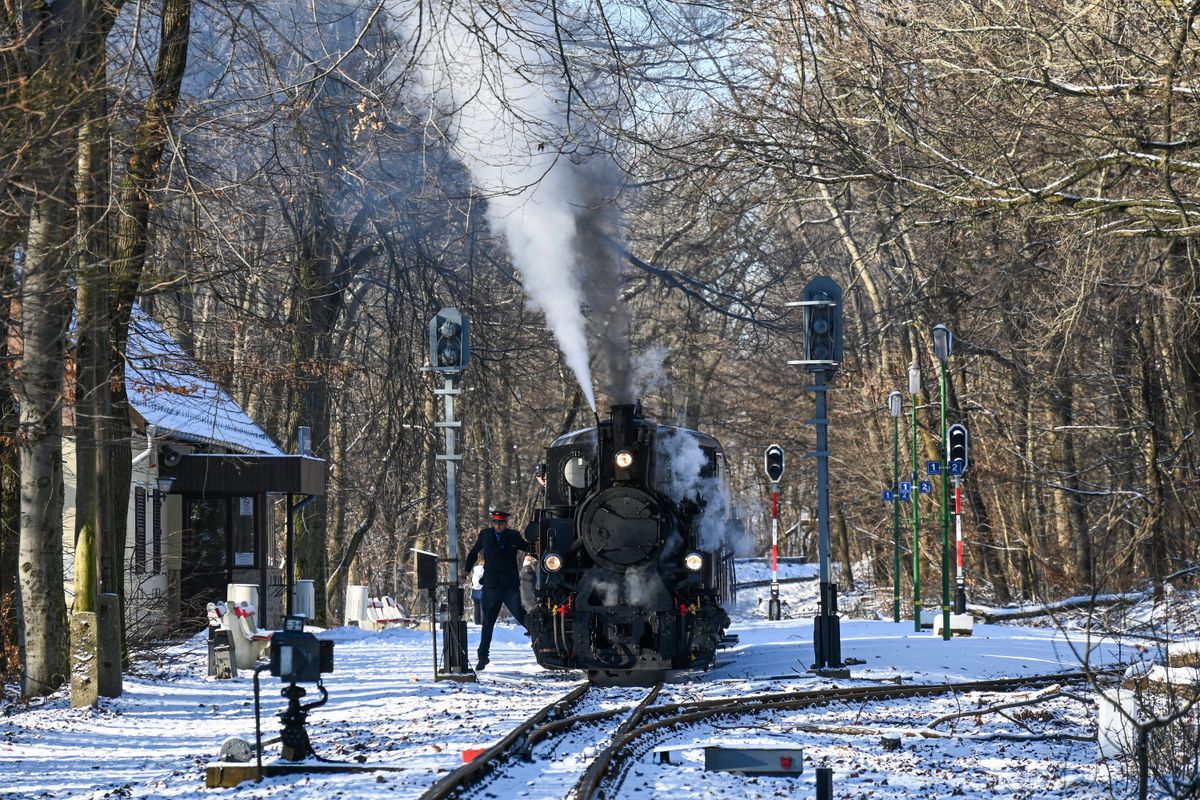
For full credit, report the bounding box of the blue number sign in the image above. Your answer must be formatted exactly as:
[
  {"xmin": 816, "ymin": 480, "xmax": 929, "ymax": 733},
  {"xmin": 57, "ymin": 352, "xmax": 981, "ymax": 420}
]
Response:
[
  {"xmin": 882, "ymin": 489, "xmax": 894, "ymax": 502},
  {"xmin": 899, "ymin": 492, "xmax": 911, "ymax": 502},
  {"xmin": 949, "ymin": 460, "xmax": 965, "ymax": 476},
  {"xmin": 919, "ymin": 481, "xmax": 933, "ymax": 494},
  {"xmin": 899, "ymin": 481, "xmax": 913, "ymax": 494},
  {"xmin": 926, "ymin": 461, "xmax": 941, "ymax": 475}
]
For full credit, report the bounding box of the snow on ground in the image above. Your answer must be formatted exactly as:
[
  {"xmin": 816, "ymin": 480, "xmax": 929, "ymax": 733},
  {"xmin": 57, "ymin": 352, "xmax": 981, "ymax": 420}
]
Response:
[{"xmin": 2, "ymin": 564, "xmax": 1190, "ymax": 800}]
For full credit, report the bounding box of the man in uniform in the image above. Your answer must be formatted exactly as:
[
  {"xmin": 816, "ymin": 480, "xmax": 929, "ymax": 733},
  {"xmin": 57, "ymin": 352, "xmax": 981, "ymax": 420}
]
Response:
[{"xmin": 463, "ymin": 510, "xmax": 530, "ymax": 670}]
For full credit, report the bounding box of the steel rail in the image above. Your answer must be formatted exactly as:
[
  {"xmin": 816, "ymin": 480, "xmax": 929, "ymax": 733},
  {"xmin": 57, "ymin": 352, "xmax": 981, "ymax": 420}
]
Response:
[
  {"xmin": 419, "ymin": 682, "xmax": 591, "ymax": 800},
  {"xmin": 420, "ymin": 682, "xmax": 661, "ymax": 800},
  {"xmin": 573, "ymin": 670, "xmax": 1111, "ymax": 800}
]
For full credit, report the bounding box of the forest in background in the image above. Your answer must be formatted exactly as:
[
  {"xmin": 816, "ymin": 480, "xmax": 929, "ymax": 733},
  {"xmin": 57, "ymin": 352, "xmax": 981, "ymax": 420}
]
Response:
[{"xmin": 2, "ymin": 0, "xmax": 1198, "ymax": 696}]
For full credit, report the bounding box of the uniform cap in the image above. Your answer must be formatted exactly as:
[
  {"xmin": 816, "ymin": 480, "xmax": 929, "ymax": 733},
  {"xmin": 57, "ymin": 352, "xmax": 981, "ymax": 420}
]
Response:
[{"xmin": 490, "ymin": 510, "xmax": 510, "ymax": 521}]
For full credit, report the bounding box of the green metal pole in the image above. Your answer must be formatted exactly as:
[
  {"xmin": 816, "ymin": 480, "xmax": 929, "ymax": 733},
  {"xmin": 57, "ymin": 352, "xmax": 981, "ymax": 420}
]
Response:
[
  {"xmin": 912, "ymin": 401, "xmax": 921, "ymax": 632},
  {"xmin": 940, "ymin": 359, "xmax": 951, "ymax": 640},
  {"xmin": 892, "ymin": 412, "xmax": 901, "ymax": 623}
]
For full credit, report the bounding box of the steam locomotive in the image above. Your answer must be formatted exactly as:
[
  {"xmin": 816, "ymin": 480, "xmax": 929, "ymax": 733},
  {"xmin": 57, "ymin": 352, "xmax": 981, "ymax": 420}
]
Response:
[{"xmin": 525, "ymin": 403, "xmax": 735, "ymax": 685}]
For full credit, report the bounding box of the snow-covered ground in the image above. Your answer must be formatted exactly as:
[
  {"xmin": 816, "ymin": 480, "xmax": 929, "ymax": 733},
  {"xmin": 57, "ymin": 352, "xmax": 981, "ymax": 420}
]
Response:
[{"xmin": 2, "ymin": 563, "xmax": 1192, "ymax": 799}]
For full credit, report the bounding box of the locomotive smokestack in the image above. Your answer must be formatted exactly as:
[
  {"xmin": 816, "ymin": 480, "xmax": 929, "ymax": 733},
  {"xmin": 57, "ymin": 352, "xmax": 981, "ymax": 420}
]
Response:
[{"xmin": 611, "ymin": 403, "xmax": 636, "ymax": 448}]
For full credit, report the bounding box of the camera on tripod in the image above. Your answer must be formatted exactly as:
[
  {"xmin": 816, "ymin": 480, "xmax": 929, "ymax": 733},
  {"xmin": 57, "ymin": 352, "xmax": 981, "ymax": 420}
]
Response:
[{"xmin": 269, "ymin": 615, "xmax": 333, "ymax": 683}]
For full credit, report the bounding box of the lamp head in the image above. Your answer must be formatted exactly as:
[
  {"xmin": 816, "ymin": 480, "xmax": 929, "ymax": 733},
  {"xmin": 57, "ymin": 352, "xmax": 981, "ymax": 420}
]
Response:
[
  {"xmin": 932, "ymin": 324, "xmax": 952, "ymax": 362},
  {"xmin": 908, "ymin": 362, "xmax": 921, "ymax": 396},
  {"xmin": 888, "ymin": 390, "xmax": 902, "ymax": 418}
]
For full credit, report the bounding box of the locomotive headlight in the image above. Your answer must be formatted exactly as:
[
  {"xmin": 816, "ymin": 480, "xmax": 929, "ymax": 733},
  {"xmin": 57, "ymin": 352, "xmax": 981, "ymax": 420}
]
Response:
[
  {"xmin": 684, "ymin": 552, "xmax": 704, "ymax": 572},
  {"xmin": 543, "ymin": 553, "xmax": 563, "ymax": 572},
  {"xmin": 614, "ymin": 450, "xmax": 634, "ymax": 469}
]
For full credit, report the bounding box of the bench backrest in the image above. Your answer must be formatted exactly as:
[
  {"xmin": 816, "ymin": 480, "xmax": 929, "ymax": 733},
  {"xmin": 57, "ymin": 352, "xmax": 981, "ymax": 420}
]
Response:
[
  {"xmin": 206, "ymin": 601, "xmax": 229, "ymax": 628},
  {"xmin": 366, "ymin": 598, "xmax": 384, "ymax": 623},
  {"xmin": 232, "ymin": 601, "xmax": 262, "ymax": 637}
]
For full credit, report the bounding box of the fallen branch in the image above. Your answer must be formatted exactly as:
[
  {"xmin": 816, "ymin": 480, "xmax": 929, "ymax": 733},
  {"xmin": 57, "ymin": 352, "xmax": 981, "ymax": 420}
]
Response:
[
  {"xmin": 927, "ymin": 685, "xmax": 1062, "ymax": 730},
  {"xmin": 968, "ymin": 593, "xmax": 1146, "ymax": 622}
]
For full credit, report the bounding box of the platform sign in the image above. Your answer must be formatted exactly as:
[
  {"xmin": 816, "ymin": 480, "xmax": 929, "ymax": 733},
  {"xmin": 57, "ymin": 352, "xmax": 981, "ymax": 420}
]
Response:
[
  {"xmin": 899, "ymin": 481, "xmax": 913, "ymax": 494},
  {"xmin": 882, "ymin": 489, "xmax": 894, "ymax": 502},
  {"xmin": 949, "ymin": 460, "xmax": 965, "ymax": 476},
  {"xmin": 926, "ymin": 461, "xmax": 941, "ymax": 475},
  {"xmin": 919, "ymin": 481, "xmax": 933, "ymax": 494}
]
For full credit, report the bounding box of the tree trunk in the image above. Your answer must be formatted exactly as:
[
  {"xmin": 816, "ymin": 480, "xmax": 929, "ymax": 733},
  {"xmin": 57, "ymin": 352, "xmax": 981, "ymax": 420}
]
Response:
[
  {"xmin": 1136, "ymin": 311, "xmax": 1170, "ymax": 591},
  {"xmin": 105, "ymin": 0, "xmax": 191, "ymax": 639},
  {"xmin": 0, "ymin": 220, "xmax": 21, "ymax": 680},
  {"xmin": 73, "ymin": 34, "xmax": 114, "ymax": 611},
  {"xmin": 17, "ymin": 188, "xmax": 73, "ymax": 698}
]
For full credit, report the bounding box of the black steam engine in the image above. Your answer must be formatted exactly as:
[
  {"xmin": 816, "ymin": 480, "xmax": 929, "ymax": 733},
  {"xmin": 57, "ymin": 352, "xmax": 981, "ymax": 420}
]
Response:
[{"xmin": 526, "ymin": 403, "xmax": 735, "ymax": 684}]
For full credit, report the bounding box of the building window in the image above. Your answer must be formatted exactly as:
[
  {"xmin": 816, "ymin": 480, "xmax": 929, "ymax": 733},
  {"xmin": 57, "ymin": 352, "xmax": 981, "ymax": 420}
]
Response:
[{"xmin": 134, "ymin": 487, "xmax": 147, "ymax": 575}]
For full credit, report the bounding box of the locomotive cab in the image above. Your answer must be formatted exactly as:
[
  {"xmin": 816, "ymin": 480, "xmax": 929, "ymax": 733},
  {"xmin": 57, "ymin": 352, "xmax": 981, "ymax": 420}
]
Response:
[{"xmin": 527, "ymin": 403, "xmax": 733, "ymax": 685}]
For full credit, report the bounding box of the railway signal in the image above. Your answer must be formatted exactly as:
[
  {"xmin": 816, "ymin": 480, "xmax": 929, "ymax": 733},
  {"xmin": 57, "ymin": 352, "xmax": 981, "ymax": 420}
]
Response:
[
  {"xmin": 428, "ymin": 308, "xmax": 473, "ymax": 680},
  {"xmin": 792, "ymin": 277, "xmax": 843, "ymax": 374},
  {"xmin": 947, "ymin": 423, "xmax": 969, "ymax": 475},
  {"xmin": 764, "ymin": 445, "xmax": 785, "ymax": 621},
  {"xmin": 787, "ymin": 276, "xmax": 844, "ymax": 671},
  {"xmin": 947, "ymin": 423, "xmax": 970, "ymax": 613},
  {"xmin": 429, "ymin": 307, "xmax": 470, "ymax": 373}
]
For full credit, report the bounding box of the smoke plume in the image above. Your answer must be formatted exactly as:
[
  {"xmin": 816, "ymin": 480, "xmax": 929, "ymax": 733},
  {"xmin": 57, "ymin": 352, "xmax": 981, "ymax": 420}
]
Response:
[{"xmin": 396, "ymin": 1, "xmax": 634, "ymax": 410}]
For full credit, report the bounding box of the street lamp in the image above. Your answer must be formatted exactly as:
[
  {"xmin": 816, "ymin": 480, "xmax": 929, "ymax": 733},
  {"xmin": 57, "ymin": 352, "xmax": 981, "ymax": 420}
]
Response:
[
  {"xmin": 932, "ymin": 324, "xmax": 952, "ymax": 362},
  {"xmin": 932, "ymin": 324, "xmax": 952, "ymax": 641},
  {"xmin": 908, "ymin": 361, "xmax": 922, "ymax": 632},
  {"xmin": 888, "ymin": 390, "xmax": 902, "ymax": 623}
]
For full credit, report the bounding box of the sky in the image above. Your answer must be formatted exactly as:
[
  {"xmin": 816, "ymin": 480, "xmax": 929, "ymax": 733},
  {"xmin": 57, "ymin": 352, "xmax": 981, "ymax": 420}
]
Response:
[{"xmin": 1, "ymin": 560, "xmax": 1190, "ymax": 800}]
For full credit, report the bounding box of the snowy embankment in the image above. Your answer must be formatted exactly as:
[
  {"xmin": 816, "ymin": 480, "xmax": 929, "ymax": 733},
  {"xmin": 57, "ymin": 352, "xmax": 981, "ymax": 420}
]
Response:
[{"xmin": 2, "ymin": 564, "xmax": 1194, "ymax": 799}]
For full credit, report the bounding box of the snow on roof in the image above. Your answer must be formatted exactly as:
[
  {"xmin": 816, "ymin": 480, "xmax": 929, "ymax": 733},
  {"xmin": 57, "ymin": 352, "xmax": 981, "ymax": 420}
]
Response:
[{"xmin": 125, "ymin": 310, "xmax": 284, "ymax": 455}]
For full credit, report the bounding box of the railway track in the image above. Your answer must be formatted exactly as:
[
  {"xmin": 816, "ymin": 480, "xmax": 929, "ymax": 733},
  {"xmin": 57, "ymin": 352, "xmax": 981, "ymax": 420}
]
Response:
[
  {"xmin": 420, "ymin": 669, "xmax": 1107, "ymax": 800},
  {"xmin": 574, "ymin": 670, "xmax": 1108, "ymax": 799},
  {"xmin": 418, "ymin": 682, "xmax": 661, "ymax": 800}
]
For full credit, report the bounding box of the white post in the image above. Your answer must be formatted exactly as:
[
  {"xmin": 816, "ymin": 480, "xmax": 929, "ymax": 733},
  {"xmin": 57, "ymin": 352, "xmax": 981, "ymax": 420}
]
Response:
[{"xmin": 769, "ymin": 484, "xmax": 781, "ymax": 620}]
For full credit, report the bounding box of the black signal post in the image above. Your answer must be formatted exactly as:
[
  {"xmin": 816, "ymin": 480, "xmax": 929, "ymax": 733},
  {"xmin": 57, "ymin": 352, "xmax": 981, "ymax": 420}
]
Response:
[
  {"xmin": 428, "ymin": 308, "xmax": 473, "ymax": 679},
  {"xmin": 764, "ymin": 445, "xmax": 785, "ymax": 621},
  {"xmin": 787, "ymin": 276, "xmax": 844, "ymax": 671}
]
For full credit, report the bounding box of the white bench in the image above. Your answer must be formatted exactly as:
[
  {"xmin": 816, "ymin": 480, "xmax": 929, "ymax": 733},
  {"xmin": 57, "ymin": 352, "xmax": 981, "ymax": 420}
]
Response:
[
  {"xmin": 362, "ymin": 596, "xmax": 419, "ymax": 630},
  {"xmin": 206, "ymin": 600, "xmax": 228, "ymax": 628},
  {"xmin": 382, "ymin": 596, "xmax": 419, "ymax": 626},
  {"xmin": 227, "ymin": 601, "xmax": 272, "ymax": 669}
]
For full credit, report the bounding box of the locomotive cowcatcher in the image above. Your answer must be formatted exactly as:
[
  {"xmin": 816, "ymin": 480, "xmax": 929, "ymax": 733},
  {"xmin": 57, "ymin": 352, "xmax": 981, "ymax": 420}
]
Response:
[{"xmin": 525, "ymin": 403, "xmax": 735, "ymax": 685}]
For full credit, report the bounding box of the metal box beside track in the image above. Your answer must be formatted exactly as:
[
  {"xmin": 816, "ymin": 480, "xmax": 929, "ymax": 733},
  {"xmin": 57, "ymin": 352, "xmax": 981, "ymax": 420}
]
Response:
[{"xmin": 703, "ymin": 745, "xmax": 804, "ymax": 776}]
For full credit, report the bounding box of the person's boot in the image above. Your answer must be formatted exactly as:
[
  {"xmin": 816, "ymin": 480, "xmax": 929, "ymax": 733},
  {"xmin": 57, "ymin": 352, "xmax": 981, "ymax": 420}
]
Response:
[{"xmin": 475, "ymin": 655, "xmax": 489, "ymax": 671}]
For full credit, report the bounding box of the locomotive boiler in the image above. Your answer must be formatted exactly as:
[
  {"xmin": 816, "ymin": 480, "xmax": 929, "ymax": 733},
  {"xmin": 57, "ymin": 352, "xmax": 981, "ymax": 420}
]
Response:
[{"xmin": 525, "ymin": 403, "xmax": 735, "ymax": 685}]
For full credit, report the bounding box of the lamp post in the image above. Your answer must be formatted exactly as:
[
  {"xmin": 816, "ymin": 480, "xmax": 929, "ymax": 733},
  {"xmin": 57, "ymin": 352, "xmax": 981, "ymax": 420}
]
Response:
[
  {"xmin": 908, "ymin": 361, "xmax": 922, "ymax": 632},
  {"xmin": 888, "ymin": 390, "xmax": 902, "ymax": 623},
  {"xmin": 932, "ymin": 324, "xmax": 953, "ymax": 641}
]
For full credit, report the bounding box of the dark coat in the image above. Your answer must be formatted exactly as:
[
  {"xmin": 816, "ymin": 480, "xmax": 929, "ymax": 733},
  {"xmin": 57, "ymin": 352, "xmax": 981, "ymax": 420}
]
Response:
[{"xmin": 464, "ymin": 527, "xmax": 530, "ymax": 590}]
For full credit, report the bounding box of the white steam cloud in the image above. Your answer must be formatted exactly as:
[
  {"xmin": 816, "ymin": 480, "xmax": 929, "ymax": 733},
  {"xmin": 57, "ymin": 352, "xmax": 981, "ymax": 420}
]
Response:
[
  {"xmin": 631, "ymin": 346, "xmax": 670, "ymax": 403},
  {"xmin": 583, "ymin": 566, "xmax": 667, "ymax": 608},
  {"xmin": 656, "ymin": 429, "xmax": 753, "ymax": 555},
  {"xmin": 397, "ymin": 1, "xmax": 632, "ymax": 410}
]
